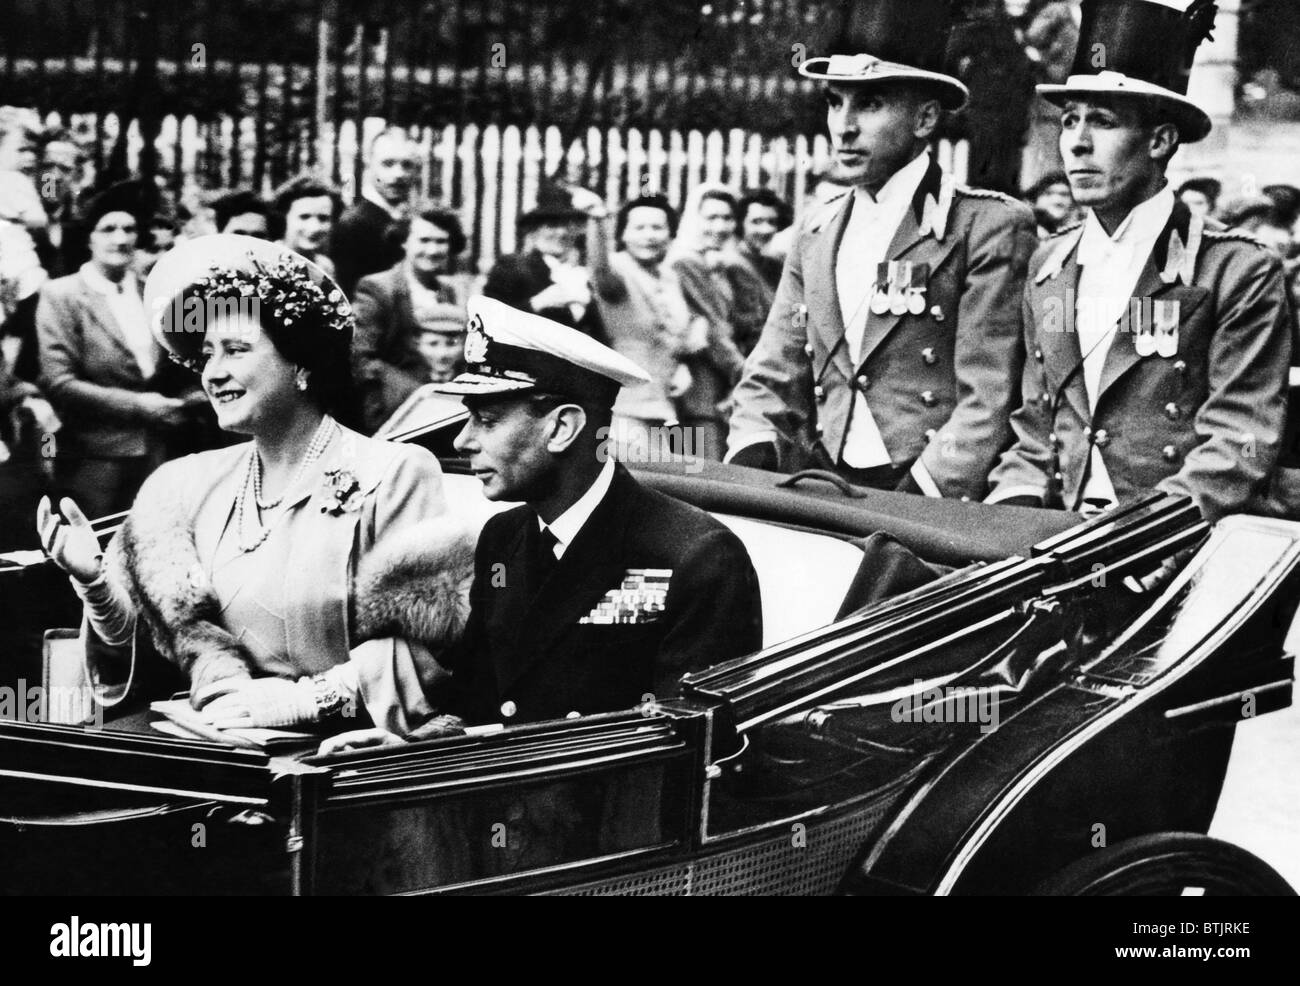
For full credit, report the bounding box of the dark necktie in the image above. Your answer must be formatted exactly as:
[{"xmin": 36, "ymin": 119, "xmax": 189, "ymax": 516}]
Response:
[{"xmin": 530, "ymin": 523, "xmax": 559, "ymax": 591}]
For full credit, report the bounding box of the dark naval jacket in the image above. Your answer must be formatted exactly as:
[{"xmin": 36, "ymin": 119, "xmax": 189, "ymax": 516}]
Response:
[{"xmin": 435, "ymin": 464, "xmax": 763, "ymax": 724}]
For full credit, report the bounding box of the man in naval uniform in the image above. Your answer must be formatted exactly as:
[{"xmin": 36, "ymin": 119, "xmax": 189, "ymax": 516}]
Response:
[
  {"xmin": 986, "ymin": 0, "xmax": 1296, "ymax": 521},
  {"xmin": 726, "ymin": 0, "xmax": 1038, "ymax": 500},
  {"xmin": 438, "ymin": 297, "xmax": 763, "ymax": 727}
]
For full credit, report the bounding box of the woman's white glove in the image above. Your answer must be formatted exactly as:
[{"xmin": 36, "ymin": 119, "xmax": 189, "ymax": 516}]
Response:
[
  {"xmin": 317, "ymin": 728, "xmax": 407, "ymax": 756},
  {"xmin": 196, "ymin": 676, "xmax": 319, "ymax": 729},
  {"xmin": 36, "ymin": 495, "xmax": 102, "ymax": 585}
]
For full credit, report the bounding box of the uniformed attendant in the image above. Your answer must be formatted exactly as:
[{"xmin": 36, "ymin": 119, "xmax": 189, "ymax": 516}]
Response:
[
  {"xmin": 986, "ymin": 0, "xmax": 1297, "ymax": 522},
  {"xmin": 726, "ymin": 0, "xmax": 1038, "ymax": 500}
]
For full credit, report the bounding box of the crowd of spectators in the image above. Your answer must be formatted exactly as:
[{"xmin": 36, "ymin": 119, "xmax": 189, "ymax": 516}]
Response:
[
  {"xmin": 0, "ymin": 113, "xmax": 806, "ymax": 551},
  {"xmin": 41, "ymin": 105, "xmax": 1300, "ymax": 535}
]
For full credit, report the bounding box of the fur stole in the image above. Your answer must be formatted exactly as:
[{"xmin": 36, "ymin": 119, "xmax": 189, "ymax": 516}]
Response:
[{"xmin": 108, "ymin": 464, "xmax": 477, "ymax": 691}]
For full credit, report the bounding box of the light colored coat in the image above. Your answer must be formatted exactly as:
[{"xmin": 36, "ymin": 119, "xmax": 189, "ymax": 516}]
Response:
[
  {"xmin": 727, "ymin": 158, "xmax": 1038, "ymax": 499},
  {"xmin": 988, "ymin": 201, "xmax": 1297, "ymax": 522},
  {"xmin": 87, "ymin": 427, "xmax": 477, "ymax": 733}
]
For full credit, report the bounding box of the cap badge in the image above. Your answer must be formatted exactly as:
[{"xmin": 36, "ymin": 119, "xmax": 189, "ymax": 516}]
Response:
[{"xmin": 464, "ymin": 315, "xmax": 490, "ymax": 365}]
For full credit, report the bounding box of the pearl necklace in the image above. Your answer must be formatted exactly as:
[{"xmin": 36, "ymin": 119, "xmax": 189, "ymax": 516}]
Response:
[{"xmin": 235, "ymin": 416, "xmax": 338, "ymax": 553}]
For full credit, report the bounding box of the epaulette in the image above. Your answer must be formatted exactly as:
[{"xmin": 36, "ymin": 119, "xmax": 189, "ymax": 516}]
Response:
[
  {"xmin": 805, "ymin": 189, "xmax": 851, "ymax": 233},
  {"xmin": 956, "ymin": 185, "xmax": 1022, "ymax": 208},
  {"xmin": 1203, "ymin": 228, "xmax": 1269, "ymax": 249},
  {"xmin": 1046, "ymin": 220, "xmax": 1083, "ymax": 238}
]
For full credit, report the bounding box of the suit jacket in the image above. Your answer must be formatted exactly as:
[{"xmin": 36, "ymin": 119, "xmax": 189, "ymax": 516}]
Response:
[
  {"xmin": 36, "ymin": 270, "xmax": 201, "ymax": 459},
  {"xmin": 482, "ymin": 249, "xmax": 604, "ymax": 337},
  {"xmin": 671, "ymin": 251, "xmax": 747, "ymax": 423},
  {"xmin": 436, "ymin": 464, "xmax": 763, "ymax": 724},
  {"xmin": 332, "ymin": 199, "xmax": 404, "ymax": 298},
  {"xmin": 727, "ymin": 158, "xmax": 1038, "ymax": 499},
  {"xmin": 352, "ymin": 262, "xmax": 463, "ymax": 434},
  {"xmin": 988, "ymin": 201, "xmax": 1296, "ymax": 522}
]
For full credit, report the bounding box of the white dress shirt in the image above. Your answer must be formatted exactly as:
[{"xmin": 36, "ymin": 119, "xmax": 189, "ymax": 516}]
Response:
[
  {"xmin": 1074, "ymin": 186, "xmax": 1175, "ymax": 507},
  {"xmin": 80, "ymin": 262, "xmax": 154, "ymax": 379},
  {"xmin": 834, "ymin": 150, "xmax": 931, "ymax": 468},
  {"xmin": 539, "ymin": 456, "xmax": 616, "ymax": 559}
]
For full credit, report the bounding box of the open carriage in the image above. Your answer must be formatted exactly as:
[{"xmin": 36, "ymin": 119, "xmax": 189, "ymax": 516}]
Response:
[{"xmin": 0, "ymin": 399, "xmax": 1295, "ymax": 895}]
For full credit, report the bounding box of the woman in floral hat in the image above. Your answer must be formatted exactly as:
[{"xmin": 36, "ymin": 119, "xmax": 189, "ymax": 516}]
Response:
[{"xmin": 36, "ymin": 234, "xmax": 475, "ymax": 737}]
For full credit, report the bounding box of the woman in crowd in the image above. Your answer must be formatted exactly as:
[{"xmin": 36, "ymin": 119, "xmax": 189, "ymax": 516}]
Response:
[
  {"xmin": 668, "ymin": 184, "xmax": 749, "ymax": 460},
  {"xmin": 37, "ymin": 234, "xmax": 473, "ymax": 736},
  {"xmin": 351, "ymin": 202, "xmax": 470, "ymax": 434},
  {"xmin": 274, "ymin": 175, "xmax": 340, "ymax": 275},
  {"xmin": 589, "ymin": 192, "xmax": 701, "ymax": 458},
  {"xmin": 37, "ymin": 181, "xmax": 208, "ymax": 517}
]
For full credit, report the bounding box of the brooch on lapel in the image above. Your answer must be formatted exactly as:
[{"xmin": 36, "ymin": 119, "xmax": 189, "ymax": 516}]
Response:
[
  {"xmin": 320, "ymin": 468, "xmax": 363, "ymax": 515},
  {"xmin": 579, "ymin": 568, "xmax": 673, "ymax": 624}
]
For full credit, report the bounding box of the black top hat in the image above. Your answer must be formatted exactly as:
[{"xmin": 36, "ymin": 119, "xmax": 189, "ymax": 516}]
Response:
[
  {"xmin": 1038, "ymin": 0, "xmax": 1218, "ymax": 142},
  {"xmin": 519, "ymin": 182, "xmax": 586, "ymax": 229},
  {"xmin": 797, "ymin": 0, "xmax": 969, "ymax": 111}
]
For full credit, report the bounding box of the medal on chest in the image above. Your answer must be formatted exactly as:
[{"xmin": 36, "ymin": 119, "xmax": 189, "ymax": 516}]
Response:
[
  {"xmin": 1135, "ymin": 298, "xmax": 1180, "ymax": 358},
  {"xmin": 871, "ymin": 260, "xmax": 930, "ymax": 317}
]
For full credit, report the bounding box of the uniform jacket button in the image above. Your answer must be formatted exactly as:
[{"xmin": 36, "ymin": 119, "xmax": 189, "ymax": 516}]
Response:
[
  {"xmin": 814, "ymin": 385, "xmax": 825, "ymax": 400},
  {"xmin": 500, "ymin": 700, "xmax": 517, "ymax": 719},
  {"xmin": 804, "ymin": 343, "xmax": 814, "ymax": 358},
  {"xmin": 919, "ymin": 390, "xmax": 937, "ymax": 407},
  {"xmin": 930, "ymin": 305, "xmax": 944, "ymax": 321},
  {"xmin": 1164, "ymin": 402, "xmax": 1181, "ymax": 421},
  {"xmin": 1039, "ymin": 392, "xmax": 1051, "ymax": 406},
  {"xmin": 1173, "ymin": 359, "xmax": 1187, "ymax": 374},
  {"xmin": 1161, "ymin": 444, "xmax": 1179, "ymax": 462},
  {"xmin": 921, "ymin": 347, "xmax": 937, "ymax": 365},
  {"xmin": 855, "ymin": 373, "xmax": 870, "ymax": 390},
  {"xmin": 815, "ymin": 423, "xmax": 825, "ymax": 436},
  {"xmin": 1034, "ymin": 347, "xmax": 1044, "ymax": 362},
  {"xmin": 924, "ymin": 428, "xmax": 938, "ymax": 442},
  {"xmin": 1093, "ymin": 428, "xmax": 1109, "ymax": 447}
]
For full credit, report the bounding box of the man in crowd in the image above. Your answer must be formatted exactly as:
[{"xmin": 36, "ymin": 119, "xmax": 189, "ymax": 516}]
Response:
[
  {"xmin": 1024, "ymin": 170, "xmax": 1076, "ymax": 237},
  {"xmin": 332, "ymin": 127, "xmax": 419, "ymax": 296},
  {"xmin": 727, "ymin": 0, "xmax": 1037, "ymax": 500},
  {"xmin": 987, "ymin": 0, "xmax": 1296, "ymax": 522},
  {"xmin": 483, "ymin": 182, "xmax": 603, "ymax": 336}
]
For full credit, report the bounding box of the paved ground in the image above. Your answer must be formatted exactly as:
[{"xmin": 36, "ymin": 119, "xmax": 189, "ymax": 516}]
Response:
[{"xmin": 1208, "ymin": 635, "xmax": 1300, "ymax": 890}]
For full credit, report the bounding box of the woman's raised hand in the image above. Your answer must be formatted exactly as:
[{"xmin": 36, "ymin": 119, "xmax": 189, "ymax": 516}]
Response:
[{"xmin": 36, "ymin": 495, "xmax": 104, "ymax": 584}]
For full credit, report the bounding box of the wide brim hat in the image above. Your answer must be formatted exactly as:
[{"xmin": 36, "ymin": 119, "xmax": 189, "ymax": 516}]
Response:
[
  {"xmin": 796, "ymin": 0, "xmax": 970, "ymax": 112},
  {"xmin": 143, "ymin": 234, "xmax": 352, "ymax": 367},
  {"xmin": 1036, "ymin": 0, "xmax": 1218, "ymax": 143}
]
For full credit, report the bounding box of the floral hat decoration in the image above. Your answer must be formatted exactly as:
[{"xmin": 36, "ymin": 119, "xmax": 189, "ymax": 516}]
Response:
[{"xmin": 142, "ymin": 233, "xmax": 353, "ymax": 370}]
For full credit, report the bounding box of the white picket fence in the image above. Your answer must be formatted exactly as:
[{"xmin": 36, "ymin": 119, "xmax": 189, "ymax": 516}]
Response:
[{"xmin": 38, "ymin": 110, "xmax": 970, "ymax": 271}]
